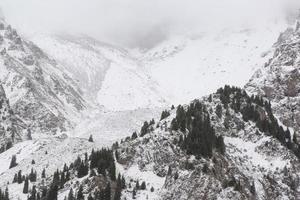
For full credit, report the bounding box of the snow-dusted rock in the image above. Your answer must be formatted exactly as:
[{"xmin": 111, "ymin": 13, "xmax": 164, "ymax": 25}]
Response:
[
  {"xmin": 0, "ymin": 84, "xmax": 26, "ymax": 152},
  {"xmin": 246, "ymin": 23, "xmax": 300, "ymax": 134},
  {"xmin": 0, "ymin": 19, "xmax": 86, "ymax": 136},
  {"xmin": 116, "ymin": 89, "xmax": 300, "ymax": 200}
]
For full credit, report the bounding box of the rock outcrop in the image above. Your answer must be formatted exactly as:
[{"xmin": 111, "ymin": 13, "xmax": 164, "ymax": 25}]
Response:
[
  {"xmin": 246, "ymin": 23, "xmax": 300, "ymax": 134},
  {"xmin": 0, "ymin": 17, "xmax": 86, "ymax": 135}
]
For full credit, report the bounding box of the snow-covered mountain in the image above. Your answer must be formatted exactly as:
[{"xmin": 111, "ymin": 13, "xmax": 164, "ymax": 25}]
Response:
[
  {"xmin": 31, "ymin": 19, "xmax": 287, "ymax": 111},
  {"xmin": 1, "ymin": 135, "xmax": 96, "ymax": 200},
  {"xmin": 0, "ymin": 18, "xmax": 86, "ymax": 136},
  {"xmin": 9, "ymin": 86, "xmax": 299, "ymax": 200},
  {"xmin": 246, "ymin": 20, "xmax": 300, "ymax": 134},
  {"xmin": 32, "ymin": 35, "xmax": 168, "ymax": 111},
  {"xmin": 0, "ymin": 4, "xmax": 300, "ymax": 200},
  {"xmin": 115, "ymin": 86, "xmax": 300, "ymax": 200},
  {"xmin": 0, "ymin": 84, "xmax": 27, "ymax": 152},
  {"xmin": 138, "ymin": 25, "xmax": 285, "ymax": 105}
]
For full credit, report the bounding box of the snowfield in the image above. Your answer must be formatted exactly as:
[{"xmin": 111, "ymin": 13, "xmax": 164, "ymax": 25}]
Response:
[
  {"xmin": 141, "ymin": 24, "xmax": 286, "ymax": 105},
  {"xmin": 31, "ymin": 19, "xmax": 287, "ymax": 112},
  {"xmin": 70, "ymin": 107, "xmax": 162, "ymax": 146}
]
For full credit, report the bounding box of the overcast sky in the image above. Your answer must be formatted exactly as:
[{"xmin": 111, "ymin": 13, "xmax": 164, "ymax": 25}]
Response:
[{"xmin": 0, "ymin": 0, "xmax": 299, "ymax": 48}]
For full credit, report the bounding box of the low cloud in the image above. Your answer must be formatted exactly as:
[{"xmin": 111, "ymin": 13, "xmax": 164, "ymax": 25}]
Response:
[{"xmin": 1, "ymin": 0, "xmax": 300, "ymax": 48}]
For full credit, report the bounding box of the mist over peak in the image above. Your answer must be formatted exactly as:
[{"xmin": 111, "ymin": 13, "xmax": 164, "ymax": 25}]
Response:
[{"xmin": 0, "ymin": 0, "xmax": 300, "ymax": 49}]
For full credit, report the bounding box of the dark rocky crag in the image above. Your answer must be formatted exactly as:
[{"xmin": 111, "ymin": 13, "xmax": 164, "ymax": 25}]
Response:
[
  {"xmin": 0, "ymin": 18, "xmax": 86, "ymax": 135},
  {"xmin": 246, "ymin": 22, "xmax": 300, "ymax": 134},
  {"xmin": 0, "ymin": 84, "xmax": 27, "ymax": 152},
  {"xmin": 116, "ymin": 86, "xmax": 300, "ymax": 200}
]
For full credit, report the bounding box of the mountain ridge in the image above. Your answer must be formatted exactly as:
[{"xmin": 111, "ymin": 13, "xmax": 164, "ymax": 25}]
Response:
[{"xmin": 0, "ymin": 7, "xmax": 299, "ymax": 200}]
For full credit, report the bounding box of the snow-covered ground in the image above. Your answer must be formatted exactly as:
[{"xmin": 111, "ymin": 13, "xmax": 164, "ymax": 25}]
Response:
[
  {"xmin": 32, "ymin": 35, "xmax": 169, "ymax": 110},
  {"xmin": 31, "ymin": 19, "xmax": 287, "ymax": 112},
  {"xmin": 0, "ymin": 8, "xmax": 295, "ymax": 199},
  {"xmin": 70, "ymin": 107, "xmax": 162, "ymax": 146},
  {"xmin": 0, "ymin": 136, "xmax": 96, "ymax": 200},
  {"xmin": 140, "ymin": 23, "xmax": 286, "ymax": 105},
  {"xmin": 117, "ymin": 163, "xmax": 165, "ymax": 200}
]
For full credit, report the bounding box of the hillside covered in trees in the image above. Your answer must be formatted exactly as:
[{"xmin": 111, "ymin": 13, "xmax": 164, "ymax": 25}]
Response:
[{"xmin": 113, "ymin": 85, "xmax": 300, "ymax": 200}]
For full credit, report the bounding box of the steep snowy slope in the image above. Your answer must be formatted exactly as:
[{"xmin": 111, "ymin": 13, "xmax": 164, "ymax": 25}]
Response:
[
  {"xmin": 72, "ymin": 108, "xmax": 161, "ymax": 145},
  {"xmin": 0, "ymin": 136, "xmax": 95, "ymax": 200},
  {"xmin": 115, "ymin": 86, "xmax": 300, "ymax": 200},
  {"xmin": 6, "ymin": 86, "xmax": 300, "ymax": 200},
  {"xmin": 0, "ymin": 5, "xmax": 298, "ymax": 200},
  {"xmin": 0, "ymin": 18, "xmax": 86, "ymax": 135},
  {"xmin": 32, "ymin": 21, "xmax": 287, "ymax": 111},
  {"xmin": 0, "ymin": 84, "xmax": 27, "ymax": 152},
  {"xmin": 32, "ymin": 35, "xmax": 168, "ymax": 110},
  {"xmin": 139, "ymin": 23, "xmax": 287, "ymax": 105},
  {"xmin": 246, "ymin": 21, "xmax": 300, "ymax": 134}
]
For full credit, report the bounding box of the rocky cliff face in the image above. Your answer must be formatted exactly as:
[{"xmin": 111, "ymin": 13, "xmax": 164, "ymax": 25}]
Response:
[
  {"xmin": 246, "ymin": 22, "xmax": 300, "ymax": 134},
  {"xmin": 0, "ymin": 84, "xmax": 26, "ymax": 152},
  {"xmin": 115, "ymin": 86, "xmax": 300, "ymax": 200},
  {"xmin": 0, "ymin": 18, "xmax": 86, "ymax": 135}
]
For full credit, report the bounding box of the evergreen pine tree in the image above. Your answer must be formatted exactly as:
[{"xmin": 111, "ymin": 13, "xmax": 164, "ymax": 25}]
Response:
[
  {"xmin": 27, "ymin": 129, "xmax": 32, "ymax": 140},
  {"xmin": 4, "ymin": 187, "xmax": 9, "ymax": 200},
  {"xmin": 60, "ymin": 172, "xmax": 66, "ymax": 189},
  {"xmin": 132, "ymin": 189, "xmax": 136, "ymax": 199},
  {"xmin": 171, "ymin": 119, "xmax": 179, "ymax": 131},
  {"xmin": 250, "ymin": 181, "xmax": 256, "ymax": 195},
  {"xmin": 202, "ymin": 163, "xmax": 209, "ymax": 173},
  {"xmin": 140, "ymin": 181, "xmax": 146, "ymax": 190},
  {"xmin": 135, "ymin": 180, "xmax": 140, "ymax": 190},
  {"xmin": 114, "ymin": 183, "xmax": 121, "ymax": 200},
  {"xmin": 12, "ymin": 173, "xmax": 17, "ymax": 183},
  {"xmin": 216, "ymin": 135, "xmax": 225, "ymax": 154},
  {"xmin": 23, "ymin": 177, "xmax": 29, "ymax": 194},
  {"xmin": 208, "ymin": 95, "xmax": 213, "ymax": 102},
  {"xmin": 109, "ymin": 162, "xmax": 116, "ymax": 181},
  {"xmin": 46, "ymin": 185, "xmax": 58, "ymax": 200},
  {"xmin": 131, "ymin": 132, "xmax": 138, "ymax": 140},
  {"xmin": 121, "ymin": 176, "xmax": 126, "ymax": 189},
  {"xmin": 28, "ymin": 185, "xmax": 37, "ymax": 200},
  {"xmin": 9, "ymin": 155, "xmax": 17, "ymax": 169},
  {"xmin": 140, "ymin": 121, "xmax": 149, "ymax": 137},
  {"xmin": 115, "ymin": 150, "xmax": 119, "ymax": 161},
  {"xmin": 77, "ymin": 186, "xmax": 84, "ymax": 200},
  {"xmin": 29, "ymin": 168, "xmax": 37, "ymax": 182},
  {"xmin": 68, "ymin": 188, "xmax": 75, "ymax": 200},
  {"xmin": 167, "ymin": 166, "xmax": 172, "ymax": 176},
  {"xmin": 42, "ymin": 168, "xmax": 46, "ymax": 178},
  {"xmin": 88, "ymin": 135, "xmax": 94, "ymax": 142},
  {"xmin": 66, "ymin": 171, "xmax": 71, "ymax": 181},
  {"xmin": 293, "ymin": 133, "xmax": 298, "ymax": 144},
  {"xmin": 87, "ymin": 194, "xmax": 94, "ymax": 200},
  {"xmin": 160, "ymin": 110, "xmax": 170, "ymax": 121},
  {"xmin": 17, "ymin": 170, "xmax": 23, "ymax": 184},
  {"xmin": 52, "ymin": 169, "xmax": 60, "ymax": 186},
  {"xmin": 63, "ymin": 163, "xmax": 68, "ymax": 172},
  {"xmin": 89, "ymin": 169, "xmax": 96, "ymax": 177},
  {"xmin": 37, "ymin": 193, "xmax": 41, "ymax": 200},
  {"xmin": 104, "ymin": 183, "xmax": 111, "ymax": 200},
  {"xmin": 216, "ymin": 104, "xmax": 223, "ymax": 118},
  {"xmin": 41, "ymin": 188, "xmax": 47, "ymax": 198},
  {"xmin": 174, "ymin": 171, "xmax": 179, "ymax": 180}
]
